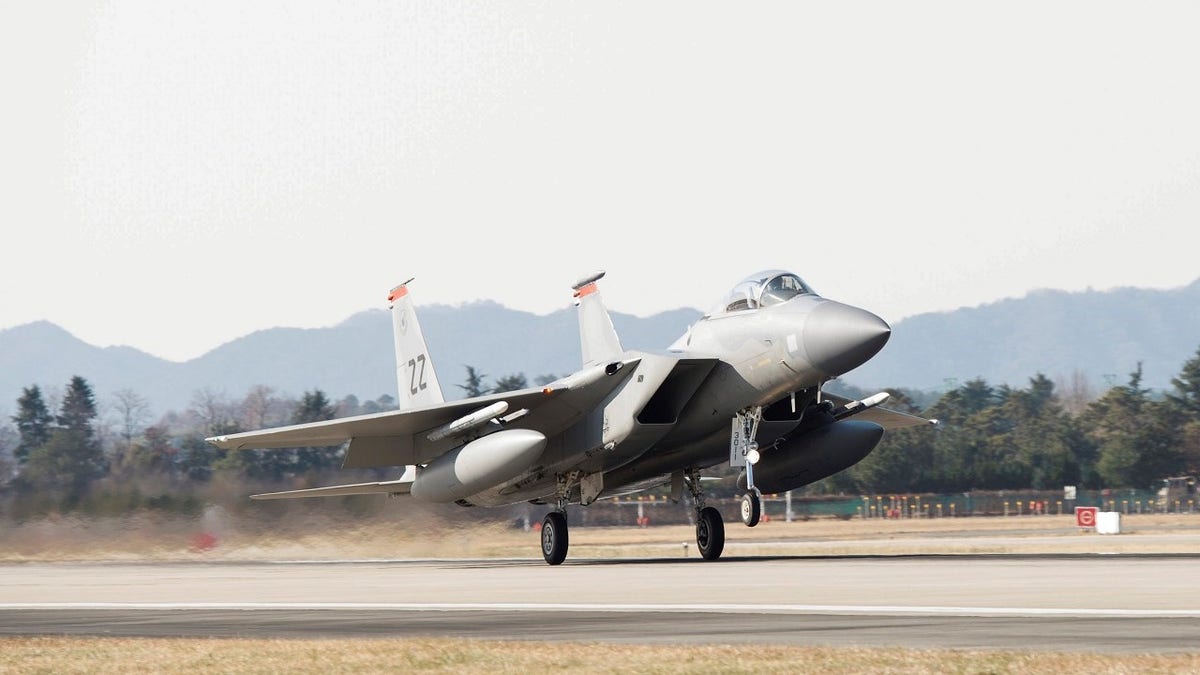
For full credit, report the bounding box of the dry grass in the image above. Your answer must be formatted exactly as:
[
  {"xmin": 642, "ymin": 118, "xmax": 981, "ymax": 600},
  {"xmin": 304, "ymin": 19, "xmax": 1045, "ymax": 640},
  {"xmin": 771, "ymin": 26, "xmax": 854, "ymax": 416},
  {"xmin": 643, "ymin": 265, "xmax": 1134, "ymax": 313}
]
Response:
[{"xmin": 1, "ymin": 637, "xmax": 1198, "ymax": 675}]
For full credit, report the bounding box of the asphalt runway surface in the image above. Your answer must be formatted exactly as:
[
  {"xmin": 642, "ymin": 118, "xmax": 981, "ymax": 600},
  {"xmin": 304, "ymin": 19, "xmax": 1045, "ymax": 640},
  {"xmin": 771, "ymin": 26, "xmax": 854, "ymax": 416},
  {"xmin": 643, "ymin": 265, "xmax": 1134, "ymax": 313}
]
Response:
[{"xmin": 3, "ymin": 554, "xmax": 1199, "ymax": 652}]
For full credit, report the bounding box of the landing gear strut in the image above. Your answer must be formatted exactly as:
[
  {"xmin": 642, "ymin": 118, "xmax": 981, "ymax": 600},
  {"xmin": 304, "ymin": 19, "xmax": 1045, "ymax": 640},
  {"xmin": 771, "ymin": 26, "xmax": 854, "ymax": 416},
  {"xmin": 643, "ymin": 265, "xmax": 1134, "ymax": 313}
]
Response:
[
  {"xmin": 732, "ymin": 407, "xmax": 764, "ymax": 528},
  {"xmin": 541, "ymin": 472, "xmax": 577, "ymax": 565},
  {"xmin": 684, "ymin": 469, "xmax": 725, "ymax": 561}
]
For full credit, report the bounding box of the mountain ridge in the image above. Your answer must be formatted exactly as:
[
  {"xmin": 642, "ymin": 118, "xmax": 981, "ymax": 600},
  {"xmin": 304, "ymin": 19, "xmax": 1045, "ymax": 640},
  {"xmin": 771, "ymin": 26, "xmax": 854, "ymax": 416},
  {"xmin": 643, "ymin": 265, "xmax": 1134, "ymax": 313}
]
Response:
[
  {"xmin": 2, "ymin": 280, "xmax": 1197, "ymax": 417},
  {"xmin": 845, "ymin": 279, "xmax": 1200, "ymax": 391}
]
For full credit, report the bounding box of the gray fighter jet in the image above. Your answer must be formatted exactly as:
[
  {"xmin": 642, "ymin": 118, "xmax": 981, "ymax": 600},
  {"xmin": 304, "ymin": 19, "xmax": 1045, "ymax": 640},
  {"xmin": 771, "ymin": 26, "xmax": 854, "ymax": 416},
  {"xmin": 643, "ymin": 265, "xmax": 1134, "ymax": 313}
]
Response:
[{"xmin": 207, "ymin": 270, "xmax": 932, "ymax": 564}]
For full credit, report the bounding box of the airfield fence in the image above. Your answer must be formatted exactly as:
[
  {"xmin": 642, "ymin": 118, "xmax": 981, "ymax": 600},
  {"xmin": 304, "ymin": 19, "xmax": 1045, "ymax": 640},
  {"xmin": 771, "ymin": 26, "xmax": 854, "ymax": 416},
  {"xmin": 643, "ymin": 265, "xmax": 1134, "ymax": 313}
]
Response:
[{"xmin": 551, "ymin": 489, "xmax": 1195, "ymax": 527}]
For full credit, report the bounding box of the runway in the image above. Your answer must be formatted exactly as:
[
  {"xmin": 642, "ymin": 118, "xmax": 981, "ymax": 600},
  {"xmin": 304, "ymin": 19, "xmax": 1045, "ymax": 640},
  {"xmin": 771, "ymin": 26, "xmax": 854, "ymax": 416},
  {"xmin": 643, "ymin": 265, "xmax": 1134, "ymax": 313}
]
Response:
[{"xmin": 3, "ymin": 554, "xmax": 1199, "ymax": 652}]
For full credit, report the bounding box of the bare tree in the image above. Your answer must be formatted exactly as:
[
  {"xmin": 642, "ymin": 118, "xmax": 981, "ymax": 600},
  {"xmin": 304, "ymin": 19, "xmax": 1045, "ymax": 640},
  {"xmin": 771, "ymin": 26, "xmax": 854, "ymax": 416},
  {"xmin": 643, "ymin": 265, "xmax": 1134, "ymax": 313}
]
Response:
[
  {"xmin": 239, "ymin": 385, "xmax": 286, "ymax": 430},
  {"xmin": 1055, "ymin": 369, "xmax": 1096, "ymax": 416},
  {"xmin": 189, "ymin": 387, "xmax": 234, "ymax": 435},
  {"xmin": 111, "ymin": 388, "xmax": 152, "ymax": 447}
]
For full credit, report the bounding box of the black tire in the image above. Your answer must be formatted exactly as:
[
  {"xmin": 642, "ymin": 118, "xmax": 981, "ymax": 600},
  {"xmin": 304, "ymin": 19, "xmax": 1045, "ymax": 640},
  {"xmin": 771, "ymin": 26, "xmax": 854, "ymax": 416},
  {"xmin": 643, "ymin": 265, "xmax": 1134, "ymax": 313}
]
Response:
[
  {"xmin": 696, "ymin": 506, "xmax": 725, "ymax": 561},
  {"xmin": 740, "ymin": 491, "xmax": 761, "ymax": 527},
  {"xmin": 541, "ymin": 511, "xmax": 568, "ymax": 565}
]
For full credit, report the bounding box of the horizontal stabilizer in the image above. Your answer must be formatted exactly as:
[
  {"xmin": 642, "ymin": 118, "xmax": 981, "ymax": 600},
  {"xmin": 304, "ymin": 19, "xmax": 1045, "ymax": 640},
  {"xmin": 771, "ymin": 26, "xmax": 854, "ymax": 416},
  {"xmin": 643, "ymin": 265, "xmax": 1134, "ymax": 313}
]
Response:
[{"xmin": 251, "ymin": 478, "xmax": 413, "ymax": 500}]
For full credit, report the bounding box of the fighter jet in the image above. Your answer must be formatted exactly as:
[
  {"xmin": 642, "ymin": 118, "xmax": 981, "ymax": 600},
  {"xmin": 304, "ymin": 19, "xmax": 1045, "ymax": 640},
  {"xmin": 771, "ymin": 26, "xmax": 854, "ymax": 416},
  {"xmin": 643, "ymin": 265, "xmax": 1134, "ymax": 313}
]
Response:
[{"xmin": 207, "ymin": 270, "xmax": 932, "ymax": 564}]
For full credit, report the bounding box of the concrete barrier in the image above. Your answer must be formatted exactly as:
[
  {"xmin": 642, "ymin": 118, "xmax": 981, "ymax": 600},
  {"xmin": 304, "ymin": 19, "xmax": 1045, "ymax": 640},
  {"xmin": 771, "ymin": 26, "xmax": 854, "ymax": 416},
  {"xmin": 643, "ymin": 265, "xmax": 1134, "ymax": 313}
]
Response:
[{"xmin": 1096, "ymin": 511, "xmax": 1122, "ymax": 535}]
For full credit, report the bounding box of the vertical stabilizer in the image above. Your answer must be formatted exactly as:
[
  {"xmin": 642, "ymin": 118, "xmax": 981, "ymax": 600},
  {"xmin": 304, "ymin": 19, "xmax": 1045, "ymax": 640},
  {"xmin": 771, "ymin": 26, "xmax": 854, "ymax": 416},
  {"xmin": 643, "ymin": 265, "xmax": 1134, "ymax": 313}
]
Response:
[
  {"xmin": 388, "ymin": 280, "xmax": 445, "ymax": 409},
  {"xmin": 572, "ymin": 271, "xmax": 623, "ymax": 366}
]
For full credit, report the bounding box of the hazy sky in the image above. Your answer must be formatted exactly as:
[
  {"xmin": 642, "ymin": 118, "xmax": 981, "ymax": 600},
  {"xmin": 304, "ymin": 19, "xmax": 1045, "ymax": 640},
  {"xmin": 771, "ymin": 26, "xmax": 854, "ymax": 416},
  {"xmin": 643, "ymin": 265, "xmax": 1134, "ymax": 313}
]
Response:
[{"xmin": 3, "ymin": 1, "xmax": 1198, "ymax": 362}]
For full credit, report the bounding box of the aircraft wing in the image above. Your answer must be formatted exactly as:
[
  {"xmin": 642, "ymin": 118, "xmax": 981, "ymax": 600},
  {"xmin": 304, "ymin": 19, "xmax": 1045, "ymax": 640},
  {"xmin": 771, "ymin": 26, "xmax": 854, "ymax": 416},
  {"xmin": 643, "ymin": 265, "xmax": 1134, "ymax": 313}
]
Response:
[
  {"xmin": 206, "ymin": 358, "xmax": 640, "ymax": 468},
  {"xmin": 824, "ymin": 393, "xmax": 936, "ymax": 430}
]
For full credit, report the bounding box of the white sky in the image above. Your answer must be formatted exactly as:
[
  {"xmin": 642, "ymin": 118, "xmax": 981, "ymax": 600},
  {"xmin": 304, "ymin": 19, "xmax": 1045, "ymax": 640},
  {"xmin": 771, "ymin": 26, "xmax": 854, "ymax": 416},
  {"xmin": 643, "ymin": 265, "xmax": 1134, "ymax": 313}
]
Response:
[{"xmin": 3, "ymin": 1, "xmax": 1198, "ymax": 362}]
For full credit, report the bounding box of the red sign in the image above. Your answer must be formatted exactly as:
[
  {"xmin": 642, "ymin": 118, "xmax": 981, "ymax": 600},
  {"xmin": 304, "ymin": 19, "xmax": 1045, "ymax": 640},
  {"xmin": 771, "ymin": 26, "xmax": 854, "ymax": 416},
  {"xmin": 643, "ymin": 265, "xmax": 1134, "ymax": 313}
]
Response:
[{"xmin": 1075, "ymin": 506, "xmax": 1098, "ymax": 528}]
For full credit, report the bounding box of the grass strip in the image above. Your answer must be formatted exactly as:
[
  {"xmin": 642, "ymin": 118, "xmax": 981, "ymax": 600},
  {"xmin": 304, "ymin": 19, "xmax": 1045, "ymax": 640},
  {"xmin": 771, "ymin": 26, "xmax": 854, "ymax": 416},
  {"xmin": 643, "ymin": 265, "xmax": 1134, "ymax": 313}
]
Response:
[{"xmin": 2, "ymin": 637, "xmax": 1198, "ymax": 674}]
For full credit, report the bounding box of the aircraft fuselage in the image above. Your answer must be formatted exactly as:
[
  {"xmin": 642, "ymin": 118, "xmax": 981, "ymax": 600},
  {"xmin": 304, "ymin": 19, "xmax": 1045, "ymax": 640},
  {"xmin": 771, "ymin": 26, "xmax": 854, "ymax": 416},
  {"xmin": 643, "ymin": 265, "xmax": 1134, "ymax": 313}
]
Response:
[{"xmin": 466, "ymin": 293, "xmax": 890, "ymax": 507}]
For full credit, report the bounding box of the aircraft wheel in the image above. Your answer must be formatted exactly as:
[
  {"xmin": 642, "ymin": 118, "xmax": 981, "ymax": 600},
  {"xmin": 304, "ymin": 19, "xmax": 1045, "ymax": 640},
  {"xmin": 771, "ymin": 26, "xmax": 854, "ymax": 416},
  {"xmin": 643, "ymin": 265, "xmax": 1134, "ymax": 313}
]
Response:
[
  {"xmin": 740, "ymin": 491, "xmax": 761, "ymax": 528},
  {"xmin": 541, "ymin": 511, "xmax": 568, "ymax": 565},
  {"xmin": 696, "ymin": 506, "xmax": 725, "ymax": 561}
]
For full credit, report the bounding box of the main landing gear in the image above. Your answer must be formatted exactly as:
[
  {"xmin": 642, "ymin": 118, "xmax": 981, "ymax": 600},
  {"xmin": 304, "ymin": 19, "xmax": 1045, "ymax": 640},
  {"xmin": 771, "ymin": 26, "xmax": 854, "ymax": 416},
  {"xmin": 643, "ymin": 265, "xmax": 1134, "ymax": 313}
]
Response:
[
  {"xmin": 541, "ymin": 511, "xmax": 568, "ymax": 565},
  {"xmin": 541, "ymin": 472, "xmax": 576, "ymax": 565},
  {"xmin": 685, "ymin": 469, "xmax": 725, "ymax": 561}
]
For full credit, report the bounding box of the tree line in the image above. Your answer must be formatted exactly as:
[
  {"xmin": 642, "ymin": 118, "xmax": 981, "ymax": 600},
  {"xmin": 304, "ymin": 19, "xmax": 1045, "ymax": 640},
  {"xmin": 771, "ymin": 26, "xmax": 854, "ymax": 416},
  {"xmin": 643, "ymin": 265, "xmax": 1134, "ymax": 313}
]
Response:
[
  {"xmin": 832, "ymin": 348, "xmax": 1200, "ymax": 494},
  {"xmin": 2, "ymin": 351, "xmax": 1198, "ymax": 518},
  {"xmin": 0, "ymin": 367, "xmax": 547, "ymax": 517}
]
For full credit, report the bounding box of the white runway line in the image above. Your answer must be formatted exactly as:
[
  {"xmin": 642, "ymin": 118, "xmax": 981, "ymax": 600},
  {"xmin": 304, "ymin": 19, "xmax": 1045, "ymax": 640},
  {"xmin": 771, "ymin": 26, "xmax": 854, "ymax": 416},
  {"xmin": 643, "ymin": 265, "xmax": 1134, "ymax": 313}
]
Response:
[{"xmin": 3, "ymin": 602, "xmax": 1199, "ymax": 618}]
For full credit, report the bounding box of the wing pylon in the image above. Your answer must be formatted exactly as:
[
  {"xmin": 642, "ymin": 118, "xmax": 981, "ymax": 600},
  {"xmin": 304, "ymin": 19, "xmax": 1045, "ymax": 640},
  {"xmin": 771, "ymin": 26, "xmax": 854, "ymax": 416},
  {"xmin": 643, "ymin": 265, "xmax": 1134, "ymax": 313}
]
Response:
[{"xmin": 251, "ymin": 467, "xmax": 416, "ymax": 500}]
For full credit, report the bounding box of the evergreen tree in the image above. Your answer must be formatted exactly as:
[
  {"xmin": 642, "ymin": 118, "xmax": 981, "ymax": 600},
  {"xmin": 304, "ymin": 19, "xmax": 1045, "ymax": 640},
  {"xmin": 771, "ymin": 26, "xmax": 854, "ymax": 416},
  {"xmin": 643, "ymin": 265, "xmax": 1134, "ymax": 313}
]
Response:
[
  {"xmin": 492, "ymin": 374, "xmax": 528, "ymax": 393},
  {"xmin": 1082, "ymin": 364, "xmax": 1184, "ymax": 489},
  {"xmin": 458, "ymin": 366, "xmax": 488, "ymax": 398},
  {"xmin": 846, "ymin": 390, "xmax": 933, "ymax": 492},
  {"xmin": 923, "ymin": 379, "xmax": 998, "ymax": 490},
  {"xmin": 358, "ymin": 394, "xmax": 397, "ymax": 415},
  {"xmin": 0, "ymin": 425, "xmax": 16, "ymax": 482},
  {"xmin": 293, "ymin": 390, "xmax": 341, "ymax": 474},
  {"xmin": 993, "ymin": 375, "xmax": 1079, "ymax": 489},
  {"xmin": 18, "ymin": 377, "xmax": 106, "ymax": 503},
  {"xmin": 178, "ymin": 433, "xmax": 222, "ymax": 482},
  {"xmin": 23, "ymin": 428, "xmax": 107, "ymax": 502},
  {"xmin": 12, "ymin": 385, "xmax": 53, "ymax": 464},
  {"xmin": 293, "ymin": 390, "xmax": 335, "ymax": 423},
  {"xmin": 1169, "ymin": 347, "xmax": 1200, "ymax": 474},
  {"xmin": 57, "ymin": 376, "xmax": 98, "ymax": 438},
  {"xmin": 1168, "ymin": 346, "xmax": 1200, "ymax": 416}
]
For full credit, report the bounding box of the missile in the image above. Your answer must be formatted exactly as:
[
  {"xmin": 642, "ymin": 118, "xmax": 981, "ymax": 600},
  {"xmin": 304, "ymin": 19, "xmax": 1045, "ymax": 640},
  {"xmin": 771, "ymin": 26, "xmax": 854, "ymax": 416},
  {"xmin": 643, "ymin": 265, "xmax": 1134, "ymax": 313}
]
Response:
[
  {"xmin": 832, "ymin": 392, "xmax": 890, "ymax": 420},
  {"xmin": 426, "ymin": 401, "xmax": 509, "ymax": 442}
]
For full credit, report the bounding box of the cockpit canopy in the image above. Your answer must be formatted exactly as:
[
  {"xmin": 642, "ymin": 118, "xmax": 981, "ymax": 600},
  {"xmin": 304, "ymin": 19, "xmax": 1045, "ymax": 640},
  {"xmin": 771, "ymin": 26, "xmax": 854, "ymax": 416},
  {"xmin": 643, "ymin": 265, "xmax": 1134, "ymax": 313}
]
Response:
[{"xmin": 707, "ymin": 270, "xmax": 816, "ymax": 316}]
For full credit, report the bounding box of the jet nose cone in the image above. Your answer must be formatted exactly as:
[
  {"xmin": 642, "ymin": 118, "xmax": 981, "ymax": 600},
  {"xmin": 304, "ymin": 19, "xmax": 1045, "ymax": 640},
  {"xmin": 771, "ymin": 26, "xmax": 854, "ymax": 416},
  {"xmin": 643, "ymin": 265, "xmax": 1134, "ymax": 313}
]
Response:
[{"xmin": 802, "ymin": 301, "xmax": 891, "ymax": 377}]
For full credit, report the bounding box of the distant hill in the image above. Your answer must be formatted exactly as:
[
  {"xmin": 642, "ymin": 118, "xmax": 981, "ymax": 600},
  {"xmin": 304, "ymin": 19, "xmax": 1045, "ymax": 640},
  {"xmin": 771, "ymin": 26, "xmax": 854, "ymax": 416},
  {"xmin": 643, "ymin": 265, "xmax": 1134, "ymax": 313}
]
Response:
[
  {"xmin": 3, "ymin": 280, "xmax": 1198, "ymax": 418},
  {"xmin": 0, "ymin": 304, "xmax": 701, "ymax": 416},
  {"xmin": 844, "ymin": 279, "xmax": 1200, "ymax": 393}
]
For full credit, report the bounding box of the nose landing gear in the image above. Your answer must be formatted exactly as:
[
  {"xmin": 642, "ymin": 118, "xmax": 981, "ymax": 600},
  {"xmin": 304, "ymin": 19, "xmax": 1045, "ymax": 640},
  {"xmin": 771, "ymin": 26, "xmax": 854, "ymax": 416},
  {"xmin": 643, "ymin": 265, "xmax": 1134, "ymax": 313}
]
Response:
[
  {"xmin": 732, "ymin": 407, "xmax": 764, "ymax": 528},
  {"xmin": 740, "ymin": 490, "xmax": 762, "ymax": 527}
]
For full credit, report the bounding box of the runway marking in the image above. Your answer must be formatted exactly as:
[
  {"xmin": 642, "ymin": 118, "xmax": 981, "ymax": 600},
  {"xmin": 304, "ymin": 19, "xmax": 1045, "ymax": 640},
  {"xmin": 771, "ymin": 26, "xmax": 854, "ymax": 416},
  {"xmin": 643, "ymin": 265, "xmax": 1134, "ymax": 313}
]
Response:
[{"xmin": 3, "ymin": 602, "xmax": 1199, "ymax": 618}]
